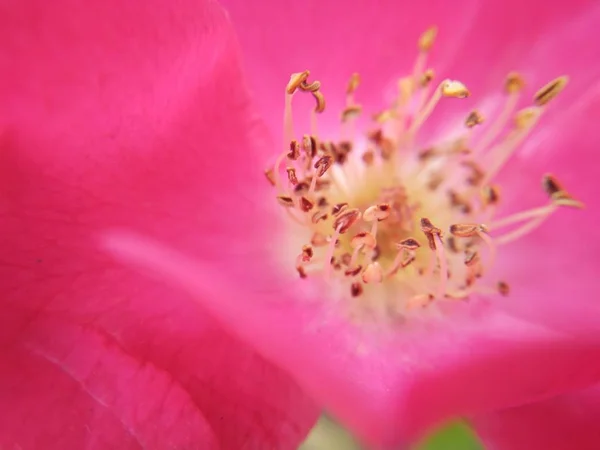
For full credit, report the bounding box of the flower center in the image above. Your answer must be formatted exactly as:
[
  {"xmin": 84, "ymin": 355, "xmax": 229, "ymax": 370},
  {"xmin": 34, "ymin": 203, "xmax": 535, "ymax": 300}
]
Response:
[{"xmin": 264, "ymin": 27, "xmax": 583, "ymax": 318}]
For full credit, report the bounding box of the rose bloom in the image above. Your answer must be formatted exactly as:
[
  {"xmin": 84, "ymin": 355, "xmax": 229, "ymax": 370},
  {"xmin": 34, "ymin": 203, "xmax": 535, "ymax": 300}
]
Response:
[{"xmin": 2, "ymin": 0, "xmax": 600, "ymax": 449}]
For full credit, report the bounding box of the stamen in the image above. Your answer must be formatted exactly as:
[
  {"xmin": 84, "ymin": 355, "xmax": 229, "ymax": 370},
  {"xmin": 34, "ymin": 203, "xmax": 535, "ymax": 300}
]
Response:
[
  {"xmin": 286, "ymin": 167, "xmax": 298, "ymax": 185},
  {"xmin": 542, "ymin": 174, "xmax": 585, "ymax": 209},
  {"xmin": 350, "ymin": 282, "xmax": 363, "ymax": 297},
  {"xmin": 333, "ymin": 208, "xmax": 361, "ymax": 234},
  {"xmin": 497, "ymin": 281, "xmax": 510, "ymax": 296},
  {"xmin": 465, "ymin": 110, "xmax": 485, "ymax": 128},
  {"xmin": 434, "ymin": 234, "xmax": 448, "ymax": 299}
]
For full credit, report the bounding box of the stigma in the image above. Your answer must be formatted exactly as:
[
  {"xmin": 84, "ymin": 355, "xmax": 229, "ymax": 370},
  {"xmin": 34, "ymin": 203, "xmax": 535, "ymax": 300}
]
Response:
[{"xmin": 264, "ymin": 28, "xmax": 582, "ymax": 319}]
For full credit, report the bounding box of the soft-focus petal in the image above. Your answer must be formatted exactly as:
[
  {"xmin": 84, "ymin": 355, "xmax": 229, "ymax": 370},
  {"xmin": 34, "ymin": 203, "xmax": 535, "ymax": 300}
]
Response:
[
  {"xmin": 0, "ymin": 0, "xmax": 317, "ymax": 447},
  {"xmin": 472, "ymin": 385, "xmax": 600, "ymax": 450},
  {"xmin": 0, "ymin": 312, "xmax": 218, "ymax": 449},
  {"xmin": 104, "ymin": 232, "xmax": 600, "ymax": 447},
  {"xmin": 220, "ymin": 0, "xmax": 596, "ymax": 139}
]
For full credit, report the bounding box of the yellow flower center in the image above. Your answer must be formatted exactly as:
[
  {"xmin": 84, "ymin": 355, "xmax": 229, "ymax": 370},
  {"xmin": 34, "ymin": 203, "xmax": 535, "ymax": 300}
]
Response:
[{"xmin": 265, "ymin": 27, "xmax": 582, "ymax": 321}]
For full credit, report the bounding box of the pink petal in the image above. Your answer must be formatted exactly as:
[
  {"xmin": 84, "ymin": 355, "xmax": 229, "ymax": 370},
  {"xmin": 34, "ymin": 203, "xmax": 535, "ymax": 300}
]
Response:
[
  {"xmin": 220, "ymin": 0, "xmax": 595, "ymax": 140},
  {"xmin": 0, "ymin": 311, "xmax": 218, "ymax": 449},
  {"xmin": 472, "ymin": 385, "xmax": 600, "ymax": 450},
  {"xmin": 104, "ymin": 232, "xmax": 600, "ymax": 448},
  {"xmin": 0, "ymin": 0, "xmax": 317, "ymax": 447}
]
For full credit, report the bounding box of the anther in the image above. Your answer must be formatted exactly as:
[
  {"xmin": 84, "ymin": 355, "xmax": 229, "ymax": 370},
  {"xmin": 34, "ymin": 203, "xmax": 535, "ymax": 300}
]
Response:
[
  {"xmin": 299, "ymin": 80, "xmax": 322, "ymax": 93},
  {"xmin": 287, "ymin": 71, "xmax": 310, "ymax": 94},
  {"xmin": 301, "ymin": 245, "xmax": 313, "ymax": 262},
  {"xmin": 351, "ymin": 231, "xmax": 377, "ymax": 249},
  {"xmin": 347, "ymin": 73, "xmax": 361, "ymax": 94},
  {"xmin": 345, "ymin": 265, "xmax": 363, "ymax": 277},
  {"xmin": 350, "ymin": 282, "xmax": 363, "ymax": 297},
  {"xmin": 441, "ymin": 80, "xmax": 470, "ymax": 98},
  {"xmin": 418, "ymin": 26, "xmax": 438, "ymax": 52},
  {"xmin": 300, "ymin": 197, "xmax": 315, "ymax": 212},
  {"xmin": 296, "ymin": 265, "xmax": 307, "ymax": 279},
  {"xmin": 332, "ymin": 203, "xmax": 349, "ymax": 216},
  {"xmin": 514, "ymin": 107, "xmax": 540, "ymax": 129},
  {"xmin": 534, "ymin": 76, "xmax": 568, "ymax": 106},
  {"xmin": 277, "ymin": 195, "xmax": 295, "ymax": 207},
  {"xmin": 302, "ymin": 135, "xmax": 317, "ymax": 158},
  {"xmin": 481, "ymin": 185, "xmax": 501, "ymax": 206},
  {"xmin": 311, "ymin": 210, "xmax": 328, "ymax": 224},
  {"xmin": 288, "ymin": 140, "xmax": 301, "ymax": 160},
  {"xmin": 505, "ymin": 72, "xmax": 525, "ymax": 94},
  {"xmin": 312, "ymin": 91, "xmax": 326, "ymax": 113},
  {"xmin": 314, "ymin": 155, "xmax": 334, "ymax": 177},
  {"xmin": 497, "ymin": 281, "xmax": 510, "ymax": 296},
  {"xmin": 333, "ymin": 208, "xmax": 361, "ymax": 234},
  {"xmin": 362, "ymin": 262, "xmax": 383, "ymax": 283},
  {"xmin": 363, "ymin": 203, "xmax": 391, "ymax": 222},
  {"xmin": 317, "ymin": 197, "xmax": 328, "ymax": 208},
  {"xmin": 341, "ymin": 105, "xmax": 362, "ymax": 122},
  {"xmin": 293, "ymin": 182, "xmax": 309, "ymax": 195},
  {"xmin": 420, "ymin": 217, "xmax": 442, "ymax": 250},
  {"xmin": 396, "ymin": 237, "xmax": 421, "ymax": 250},
  {"xmin": 449, "ymin": 223, "xmax": 485, "ymax": 238},
  {"xmin": 542, "ymin": 174, "xmax": 584, "ymax": 209},
  {"xmin": 286, "ymin": 167, "xmax": 298, "ymax": 185},
  {"xmin": 465, "ymin": 110, "xmax": 485, "ymax": 128},
  {"xmin": 362, "ymin": 150, "xmax": 375, "ymax": 165}
]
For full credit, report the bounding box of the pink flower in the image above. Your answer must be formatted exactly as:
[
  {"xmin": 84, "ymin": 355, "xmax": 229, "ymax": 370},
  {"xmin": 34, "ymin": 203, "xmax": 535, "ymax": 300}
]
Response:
[
  {"xmin": 104, "ymin": 0, "xmax": 600, "ymax": 448},
  {"xmin": 0, "ymin": 1, "xmax": 318, "ymax": 448}
]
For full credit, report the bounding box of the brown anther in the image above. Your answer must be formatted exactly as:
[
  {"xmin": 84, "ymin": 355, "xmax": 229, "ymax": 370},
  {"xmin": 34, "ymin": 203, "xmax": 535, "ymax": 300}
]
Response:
[
  {"xmin": 288, "ymin": 140, "xmax": 301, "ymax": 160},
  {"xmin": 302, "ymin": 135, "xmax": 317, "ymax": 159},
  {"xmin": 286, "ymin": 167, "xmax": 298, "ymax": 185},
  {"xmin": 418, "ymin": 26, "xmax": 438, "ymax": 52},
  {"xmin": 312, "ymin": 91, "xmax": 326, "ymax": 113},
  {"xmin": 448, "ymin": 190, "xmax": 472, "ymax": 214},
  {"xmin": 276, "ymin": 195, "xmax": 295, "ymax": 207},
  {"xmin": 311, "ymin": 232, "xmax": 328, "ymax": 247},
  {"xmin": 427, "ymin": 172, "xmax": 444, "ymax": 190},
  {"xmin": 315, "ymin": 179, "xmax": 331, "ymax": 191},
  {"xmin": 338, "ymin": 141, "xmax": 353, "ymax": 154},
  {"xmin": 514, "ymin": 107, "xmax": 539, "ymax": 129},
  {"xmin": 378, "ymin": 138, "xmax": 395, "ymax": 160},
  {"xmin": 351, "ymin": 231, "xmax": 377, "ymax": 249},
  {"xmin": 341, "ymin": 104, "xmax": 362, "ymax": 122},
  {"xmin": 464, "ymin": 249, "xmax": 479, "ymax": 267},
  {"xmin": 317, "ymin": 197, "xmax": 328, "ymax": 208},
  {"xmin": 333, "ymin": 208, "xmax": 361, "ymax": 234},
  {"xmin": 311, "ymin": 210, "xmax": 328, "ymax": 224},
  {"xmin": 314, "ymin": 155, "xmax": 334, "ymax": 177},
  {"xmin": 441, "ymin": 80, "xmax": 470, "ymax": 98},
  {"xmin": 450, "ymin": 223, "xmax": 480, "ymax": 238},
  {"xmin": 299, "ymin": 80, "xmax": 321, "ymax": 93},
  {"xmin": 497, "ymin": 281, "xmax": 510, "ymax": 296},
  {"xmin": 420, "ymin": 69, "xmax": 435, "ymax": 87},
  {"xmin": 481, "ymin": 185, "xmax": 501, "ymax": 205},
  {"xmin": 367, "ymin": 129, "xmax": 384, "ymax": 144},
  {"xmin": 350, "ymin": 282, "xmax": 363, "ymax": 297},
  {"xmin": 332, "ymin": 203, "xmax": 349, "ymax": 216},
  {"xmin": 340, "ymin": 253, "xmax": 352, "ymax": 266},
  {"xmin": 287, "ymin": 71, "xmax": 310, "ymax": 94},
  {"xmin": 542, "ymin": 174, "xmax": 584, "ymax": 209},
  {"xmin": 296, "ymin": 265, "xmax": 307, "ymax": 279},
  {"xmin": 264, "ymin": 167, "xmax": 276, "ymax": 186},
  {"xmin": 420, "ymin": 217, "xmax": 442, "ymax": 250},
  {"xmin": 301, "ymin": 245, "xmax": 313, "ymax": 262},
  {"xmin": 465, "ymin": 110, "xmax": 485, "ymax": 128},
  {"xmin": 345, "ymin": 265, "xmax": 363, "ymax": 277},
  {"xmin": 347, "ymin": 72, "xmax": 361, "ymax": 94},
  {"xmin": 396, "ymin": 238, "xmax": 421, "ymax": 250},
  {"xmin": 300, "ymin": 196, "xmax": 314, "ymax": 212},
  {"xmin": 293, "ymin": 181, "xmax": 309, "ymax": 195},
  {"xmin": 534, "ymin": 76, "xmax": 568, "ymax": 106},
  {"xmin": 505, "ymin": 72, "xmax": 525, "ymax": 94},
  {"xmin": 362, "ymin": 262, "xmax": 383, "ymax": 284},
  {"xmin": 363, "ymin": 203, "xmax": 391, "ymax": 222},
  {"xmin": 362, "ymin": 150, "xmax": 375, "ymax": 165}
]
